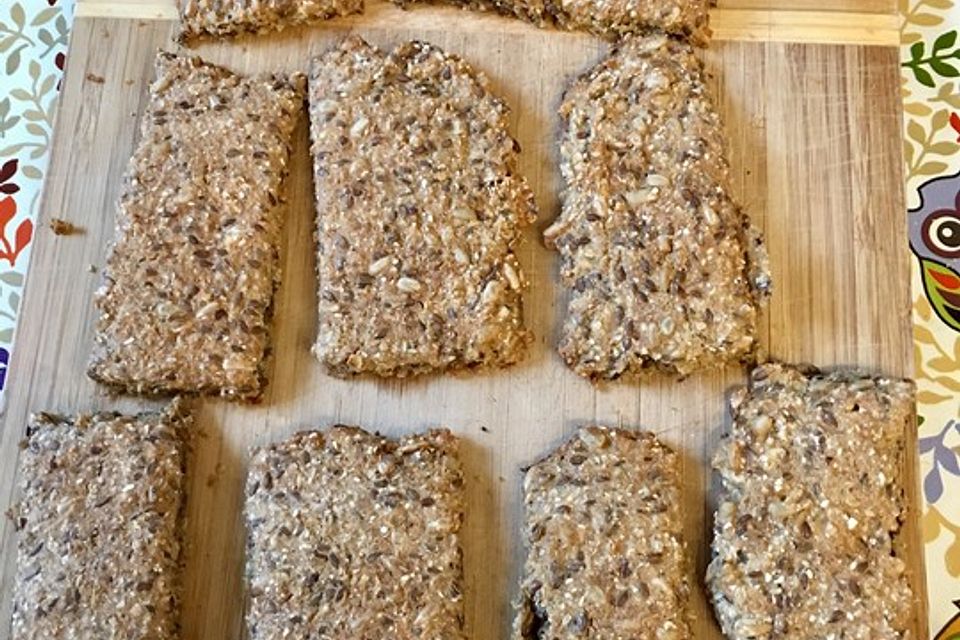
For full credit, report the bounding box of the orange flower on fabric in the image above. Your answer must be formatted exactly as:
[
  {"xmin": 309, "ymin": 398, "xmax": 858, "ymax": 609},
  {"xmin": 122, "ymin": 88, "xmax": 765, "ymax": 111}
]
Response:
[{"xmin": 0, "ymin": 196, "xmax": 33, "ymax": 267}]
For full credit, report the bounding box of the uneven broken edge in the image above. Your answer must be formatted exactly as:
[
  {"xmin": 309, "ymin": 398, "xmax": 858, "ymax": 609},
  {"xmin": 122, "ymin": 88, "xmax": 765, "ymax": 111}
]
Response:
[
  {"xmin": 244, "ymin": 425, "xmax": 466, "ymax": 639},
  {"xmin": 88, "ymin": 52, "xmax": 304, "ymax": 401},
  {"xmin": 177, "ymin": 0, "xmax": 363, "ymax": 41},
  {"xmin": 546, "ymin": 34, "xmax": 771, "ymax": 381},
  {"xmin": 514, "ymin": 426, "xmax": 690, "ymax": 639},
  {"xmin": 11, "ymin": 399, "xmax": 191, "ymax": 640},
  {"xmin": 707, "ymin": 362, "xmax": 916, "ymax": 639},
  {"xmin": 308, "ymin": 36, "xmax": 536, "ymax": 378}
]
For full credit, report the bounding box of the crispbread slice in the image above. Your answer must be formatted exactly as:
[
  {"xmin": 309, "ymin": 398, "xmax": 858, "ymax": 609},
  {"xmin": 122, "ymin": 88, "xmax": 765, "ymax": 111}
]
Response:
[
  {"xmin": 551, "ymin": 0, "xmax": 709, "ymax": 40},
  {"xmin": 308, "ymin": 37, "xmax": 537, "ymax": 377},
  {"xmin": 177, "ymin": 0, "xmax": 363, "ymax": 40},
  {"xmin": 390, "ymin": 0, "xmax": 709, "ymax": 41},
  {"xmin": 546, "ymin": 35, "xmax": 770, "ymax": 380},
  {"xmin": 392, "ymin": 0, "xmax": 550, "ymax": 27},
  {"xmin": 11, "ymin": 401, "xmax": 190, "ymax": 640},
  {"xmin": 514, "ymin": 426, "xmax": 690, "ymax": 640},
  {"xmin": 244, "ymin": 426, "xmax": 466, "ymax": 639},
  {"xmin": 707, "ymin": 363, "xmax": 915, "ymax": 639},
  {"xmin": 88, "ymin": 52, "xmax": 304, "ymax": 400}
]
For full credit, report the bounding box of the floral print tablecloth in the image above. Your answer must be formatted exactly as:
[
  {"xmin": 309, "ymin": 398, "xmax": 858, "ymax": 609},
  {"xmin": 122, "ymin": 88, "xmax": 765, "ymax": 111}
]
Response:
[
  {"xmin": 903, "ymin": 0, "xmax": 960, "ymax": 634},
  {"xmin": 0, "ymin": 0, "xmax": 72, "ymax": 410},
  {"xmin": 0, "ymin": 0, "xmax": 957, "ymax": 635}
]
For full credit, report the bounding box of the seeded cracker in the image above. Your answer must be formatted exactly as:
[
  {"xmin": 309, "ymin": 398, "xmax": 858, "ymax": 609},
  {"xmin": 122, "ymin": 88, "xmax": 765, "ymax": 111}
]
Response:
[
  {"xmin": 177, "ymin": 0, "xmax": 362, "ymax": 41},
  {"xmin": 514, "ymin": 426, "xmax": 690, "ymax": 640},
  {"xmin": 11, "ymin": 401, "xmax": 190, "ymax": 640},
  {"xmin": 390, "ymin": 0, "xmax": 709, "ymax": 41},
  {"xmin": 707, "ymin": 363, "xmax": 916, "ymax": 639},
  {"xmin": 309, "ymin": 37, "xmax": 537, "ymax": 377},
  {"xmin": 551, "ymin": 0, "xmax": 709, "ymax": 41},
  {"xmin": 88, "ymin": 52, "xmax": 304, "ymax": 400},
  {"xmin": 546, "ymin": 35, "xmax": 771, "ymax": 381},
  {"xmin": 244, "ymin": 426, "xmax": 466, "ymax": 639}
]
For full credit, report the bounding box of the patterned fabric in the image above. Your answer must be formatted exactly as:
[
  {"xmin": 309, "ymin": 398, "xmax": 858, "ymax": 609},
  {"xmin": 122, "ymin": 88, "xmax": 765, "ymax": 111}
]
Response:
[
  {"xmin": 0, "ymin": 0, "xmax": 74, "ymax": 411},
  {"xmin": 902, "ymin": 0, "xmax": 960, "ymax": 635}
]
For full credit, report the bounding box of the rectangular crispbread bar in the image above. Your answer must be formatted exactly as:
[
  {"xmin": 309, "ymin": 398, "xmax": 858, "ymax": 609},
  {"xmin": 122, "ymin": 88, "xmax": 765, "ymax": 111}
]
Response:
[
  {"xmin": 391, "ymin": 0, "xmax": 709, "ymax": 41},
  {"xmin": 551, "ymin": 0, "xmax": 709, "ymax": 41},
  {"xmin": 514, "ymin": 426, "xmax": 690, "ymax": 640},
  {"xmin": 177, "ymin": 0, "xmax": 363, "ymax": 40},
  {"xmin": 707, "ymin": 363, "xmax": 916, "ymax": 639},
  {"xmin": 244, "ymin": 426, "xmax": 466, "ymax": 639},
  {"xmin": 546, "ymin": 35, "xmax": 770, "ymax": 380},
  {"xmin": 11, "ymin": 401, "xmax": 190, "ymax": 639},
  {"xmin": 309, "ymin": 37, "xmax": 536, "ymax": 377},
  {"xmin": 88, "ymin": 52, "xmax": 304, "ymax": 400}
]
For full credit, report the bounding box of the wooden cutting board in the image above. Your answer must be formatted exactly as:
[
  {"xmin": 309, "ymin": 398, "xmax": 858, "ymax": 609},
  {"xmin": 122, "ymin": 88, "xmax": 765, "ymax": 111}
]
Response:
[{"xmin": 0, "ymin": 1, "xmax": 927, "ymax": 638}]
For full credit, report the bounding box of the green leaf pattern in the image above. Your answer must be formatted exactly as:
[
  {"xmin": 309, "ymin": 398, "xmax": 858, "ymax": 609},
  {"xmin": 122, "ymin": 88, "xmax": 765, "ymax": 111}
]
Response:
[
  {"xmin": 903, "ymin": 28, "xmax": 960, "ymax": 87},
  {"xmin": 901, "ymin": 2, "xmax": 960, "ymax": 203}
]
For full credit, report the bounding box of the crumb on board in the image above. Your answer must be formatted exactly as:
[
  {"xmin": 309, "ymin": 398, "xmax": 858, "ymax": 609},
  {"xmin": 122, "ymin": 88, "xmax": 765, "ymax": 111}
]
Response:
[
  {"xmin": 87, "ymin": 264, "xmax": 98, "ymax": 274},
  {"xmin": 85, "ymin": 73, "xmax": 105, "ymax": 84},
  {"xmin": 49, "ymin": 218, "xmax": 78, "ymax": 235},
  {"xmin": 205, "ymin": 462, "xmax": 225, "ymax": 487}
]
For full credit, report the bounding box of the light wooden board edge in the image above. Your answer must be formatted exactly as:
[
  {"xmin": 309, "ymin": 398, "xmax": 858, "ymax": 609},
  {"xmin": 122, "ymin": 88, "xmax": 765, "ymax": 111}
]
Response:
[{"xmin": 75, "ymin": 0, "xmax": 900, "ymax": 46}]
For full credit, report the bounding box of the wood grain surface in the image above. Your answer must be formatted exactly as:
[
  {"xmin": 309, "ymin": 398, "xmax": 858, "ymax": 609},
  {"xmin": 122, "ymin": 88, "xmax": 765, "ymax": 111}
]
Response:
[
  {"xmin": 0, "ymin": 8, "xmax": 926, "ymax": 640},
  {"xmin": 717, "ymin": 0, "xmax": 894, "ymax": 13}
]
